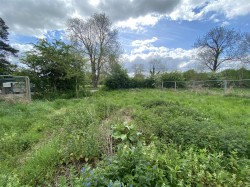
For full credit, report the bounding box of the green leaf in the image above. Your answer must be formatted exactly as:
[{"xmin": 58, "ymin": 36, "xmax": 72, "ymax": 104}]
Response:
[{"xmin": 120, "ymin": 134, "xmax": 127, "ymax": 141}]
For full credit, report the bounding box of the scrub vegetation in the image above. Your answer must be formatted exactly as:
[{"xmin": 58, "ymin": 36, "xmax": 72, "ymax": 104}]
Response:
[{"xmin": 1, "ymin": 89, "xmax": 250, "ymax": 186}]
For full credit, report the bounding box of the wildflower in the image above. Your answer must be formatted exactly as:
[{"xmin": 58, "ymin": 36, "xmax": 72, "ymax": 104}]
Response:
[
  {"xmin": 81, "ymin": 167, "xmax": 85, "ymax": 174},
  {"xmin": 90, "ymin": 169, "xmax": 94, "ymax": 175},
  {"xmin": 83, "ymin": 182, "xmax": 91, "ymax": 186},
  {"xmin": 108, "ymin": 181, "xmax": 113, "ymax": 187}
]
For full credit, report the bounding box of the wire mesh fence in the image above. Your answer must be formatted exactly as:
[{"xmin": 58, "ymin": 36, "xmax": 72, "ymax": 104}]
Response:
[
  {"xmin": 161, "ymin": 79, "xmax": 250, "ymax": 97},
  {"xmin": 0, "ymin": 75, "xmax": 31, "ymax": 102}
]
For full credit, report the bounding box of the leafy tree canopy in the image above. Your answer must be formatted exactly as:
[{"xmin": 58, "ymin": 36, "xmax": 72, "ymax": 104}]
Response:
[
  {"xmin": 22, "ymin": 39, "xmax": 86, "ymax": 94},
  {"xmin": 0, "ymin": 17, "xmax": 18, "ymax": 74}
]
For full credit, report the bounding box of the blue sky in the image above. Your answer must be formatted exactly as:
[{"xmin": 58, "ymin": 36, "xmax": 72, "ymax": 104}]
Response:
[{"xmin": 1, "ymin": 0, "xmax": 250, "ymax": 72}]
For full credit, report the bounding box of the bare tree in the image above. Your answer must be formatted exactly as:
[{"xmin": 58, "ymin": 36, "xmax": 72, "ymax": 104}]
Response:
[
  {"xmin": 239, "ymin": 33, "xmax": 250, "ymax": 64},
  {"xmin": 133, "ymin": 63, "xmax": 145, "ymax": 79},
  {"xmin": 194, "ymin": 27, "xmax": 239, "ymax": 72},
  {"xmin": 149, "ymin": 58, "xmax": 166, "ymax": 76},
  {"xmin": 67, "ymin": 13, "xmax": 119, "ymax": 88}
]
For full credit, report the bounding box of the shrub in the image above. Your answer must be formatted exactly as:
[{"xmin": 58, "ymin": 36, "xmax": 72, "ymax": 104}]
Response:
[
  {"xmin": 104, "ymin": 68, "xmax": 130, "ymax": 90},
  {"xmin": 129, "ymin": 77, "xmax": 157, "ymax": 88},
  {"xmin": 204, "ymin": 73, "xmax": 223, "ymax": 88},
  {"xmin": 105, "ymin": 75, "xmax": 130, "ymax": 89}
]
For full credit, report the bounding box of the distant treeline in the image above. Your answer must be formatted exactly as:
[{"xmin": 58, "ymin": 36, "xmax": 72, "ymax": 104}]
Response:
[{"xmin": 104, "ymin": 68, "xmax": 250, "ymax": 90}]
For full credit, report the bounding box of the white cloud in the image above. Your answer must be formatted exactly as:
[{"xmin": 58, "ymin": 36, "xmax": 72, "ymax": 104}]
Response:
[
  {"xmin": 168, "ymin": 0, "xmax": 250, "ymax": 22},
  {"xmin": 89, "ymin": 0, "xmax": 100, "ymax": 7},
  {"xmin": 221, "ymin": 21, "xmax": 230, "ymax": 27},
  {"xmin": 131, "ymin": 37, "xmax": 158, "ymax": 47},
  {"xmin": 123, "ymin": 38, "xmax": 199, "ymax": 72},
  {"xmin": 116, "ymin": 14, "xmax": 162, "ymax": 32},
  {"xmin": 12, "ymin": 43, "xmax": 34, "ymax": 54},
  {"xmin": 0, "ymin": 0, "xmax": 94, "ymax": 36},
  {"xmin": 202, "ymin": 0, "xmax": 250, "ymax": 19},
  {"xmin": 8, "ymin": 43, "xmax": 34, "ymax": 65},
  {"xmin": 168, "ymin": 0, "xmax": 208, "ymax": 21}
]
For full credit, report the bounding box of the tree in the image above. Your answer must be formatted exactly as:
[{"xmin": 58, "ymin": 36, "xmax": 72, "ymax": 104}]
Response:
[
  {"xmin": 0, "ymin": 17, "xmax": 18, "ymax": 74},
  {"xmin": 239, "ymin": 33, "xmax": 250, "ymax": 64},
  {"xmin": 149, "ymin": 58, "xmax": 166, "ymax": 77},
  {"xmin": 133, "ymin": 63, "xmax": 145, "ymax": 79},
  {"xmin": 194, "ymin": 27, "xmax": 239, "ymax": 72},
  {"xmin": 22, "ymin": 39, "xmax": 86, "ymax": 96},
  {"xmin": 67, "ymin": 13, "xmax": 120, "ymax": 88}
]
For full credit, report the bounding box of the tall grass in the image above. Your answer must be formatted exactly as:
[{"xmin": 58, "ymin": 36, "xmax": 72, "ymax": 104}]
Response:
[{"xmin": 0, "ymin": 89, "xmax": 249, "ymax": 186}]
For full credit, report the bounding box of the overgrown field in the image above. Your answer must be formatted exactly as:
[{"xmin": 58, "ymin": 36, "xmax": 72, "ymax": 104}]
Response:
[{"xmin": 1, "ymin": 89, "xmax": 250, "ymax": 186}]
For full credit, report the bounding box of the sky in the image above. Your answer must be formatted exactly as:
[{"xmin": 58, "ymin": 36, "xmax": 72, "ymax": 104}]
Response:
[{"xmin": 1, "ymin": 0, "xmax": 250, "ymax": 73}]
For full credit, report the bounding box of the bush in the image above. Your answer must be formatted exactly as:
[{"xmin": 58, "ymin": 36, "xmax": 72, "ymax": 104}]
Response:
[
  {"xmin": 105, "ymin": 72, "xmax": 157, "ymax": 90},
  {"xmin": 105, "ymin": 72, "xmax": 130, "ymax": 90},
  {"xmin": 129, "ymin": 77, "xmax": 157, "ymax": 88},
  {"xmin": 204, "ymin": 73, "xmax": 223, "ymax": 88}
]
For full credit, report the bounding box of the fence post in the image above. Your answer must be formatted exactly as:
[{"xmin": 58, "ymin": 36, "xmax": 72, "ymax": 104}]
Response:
[
  {"xmin": 224, "ymin": 80, "xmax": 227, "ymax": 94},
  {"xmin": 161, "ymin": 81, "xmax": 163, "ymax": 89},
  {"xmin": 25, "ymin": 76, "xmax": 31, "ymax": 102},
  {"xmin": 174, "ymin": 82, "xmax": 177, "ymax": 91}
]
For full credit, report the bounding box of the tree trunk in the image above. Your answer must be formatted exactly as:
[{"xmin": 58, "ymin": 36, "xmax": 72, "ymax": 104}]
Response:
[
  {"xmin": 212, "ymin": 63, "xmax": 217, "ymax": 71},
  {"xmin": 213, "ymin": 52, "xmax": 220, "ymax": 71},
  {"xmin": 91, "ymin": 73, "xmax": 96, "ymax": 88},
  {"xmin": 91, "ymin": 71, "xmax": 99, "ymax": 88},
  {"xmin": 91, "ymin": 60, "xmax": 98, "ymax": 88}
]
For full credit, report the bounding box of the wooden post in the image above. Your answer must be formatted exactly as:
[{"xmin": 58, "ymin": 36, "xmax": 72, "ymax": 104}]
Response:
[
  {"xmin": 174, "ymin": 82, "xmax": 177, "ymax": 91},
  {"xmin": 224, "ymin": 80, "xmax": 227, "ymax": 94},
  {"xmin": 26, "ymin": 77, "xmax": 31, "ymax": 101}
]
